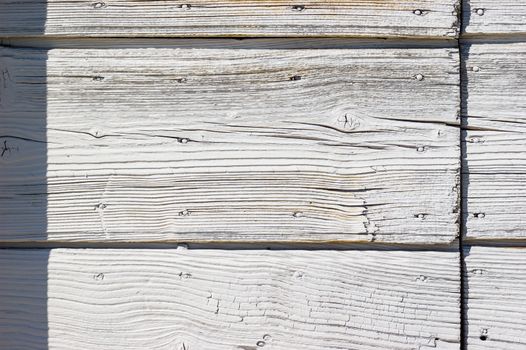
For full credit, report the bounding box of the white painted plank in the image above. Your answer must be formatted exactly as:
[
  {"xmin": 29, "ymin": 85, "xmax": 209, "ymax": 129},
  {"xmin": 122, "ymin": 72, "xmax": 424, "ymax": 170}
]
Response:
[
  {"xmin": 0, "ymin": 0, "xmax": 461, "ymax": 39},
  {"xmin": 463, "ymin": 1, "xmax": 526, "ymax": 36},
  {"xmin": 464, "ymin": 246, "xmax": 526, "ymax": 349},
  {"xmin": 463, "ymin": 42, "xmax": 526, "ymax": 240},
  {"xmin": 0, "ymin": 46, "xmax": 460, "ymax": 243},
  {"xmin": 0, "ymin": 248, "xmax": 461, "ymax": 350}
]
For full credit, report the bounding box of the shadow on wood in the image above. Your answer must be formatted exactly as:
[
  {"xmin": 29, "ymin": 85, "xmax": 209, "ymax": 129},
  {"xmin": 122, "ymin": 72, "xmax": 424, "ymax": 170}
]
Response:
[
  {"xmin": 0, "ymin": 249, "xmax": 49, "ymax": 349},
  {"xmin": 0, "ymin": 1, "xmax": 48, "ymax": 348}
]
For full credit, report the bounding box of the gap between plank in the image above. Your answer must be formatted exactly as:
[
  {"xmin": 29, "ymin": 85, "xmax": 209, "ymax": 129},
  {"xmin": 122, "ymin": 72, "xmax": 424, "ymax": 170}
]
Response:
[
  {"xmin": 0, "ymin": 36, "xmax": 458, "ymax": 50},
  {"xmin": 458, "ymin": 1, "xmax": 467, "ymax": 348},
  {"xmin": 0, "ymin": 240, "xmax": 461, "ymax": 251}
]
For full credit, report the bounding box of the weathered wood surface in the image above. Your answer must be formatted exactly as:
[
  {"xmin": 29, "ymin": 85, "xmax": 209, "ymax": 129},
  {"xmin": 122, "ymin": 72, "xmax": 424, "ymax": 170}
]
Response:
[
  {"xmin": 0, "ymin": 46, "xmax": 460, "ymax": 243},
  {"xmin": 464, "ymin": 246, "xmax": 526, "ymax": 349},
  {"xmin": 0, "ymin": 248, "xmax": 461, "ymax": 350},
  {"xmin": 463, "ymin": 42, "xmax": 526, "ymax": 240},
  {"xmin": 463, "ymin": 1, "xmax": 526, "ymax": 36},
  {"xmin": 0, "ymin": 0, "xmax": 461, "ymax": 39}
]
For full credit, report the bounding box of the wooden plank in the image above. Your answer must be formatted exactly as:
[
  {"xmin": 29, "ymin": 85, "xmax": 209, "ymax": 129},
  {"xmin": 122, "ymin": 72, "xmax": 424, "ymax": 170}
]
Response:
[
  {"xmin": 0, "ymin": 248, "xmax": 461, "ymax": 349},
  {"xmin": 463, "ymin": 42, "xmax": 526, "ymax": 240},
  {"xmin": 464, "ymin": 246, "xmax": 526, "ymax": 349},
  {"xmin": 0, "ymin": 46, "xmax": 460, "ymax": 243},
  {"xmin": 0, "ymin": 0, "xmax": 461, "ymax": 39},
  {"xmin": 463, "ymin": 1, "xmax": 526, "ymax": 36}
]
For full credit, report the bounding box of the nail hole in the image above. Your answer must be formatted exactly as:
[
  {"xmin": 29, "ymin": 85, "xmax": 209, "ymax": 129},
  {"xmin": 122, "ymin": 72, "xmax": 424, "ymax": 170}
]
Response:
[
  {"xmin": 472, "ymin": 66, "xmax": 481, "ymax": 72},
  {"xmin": 468, "ymin": 137, "xmax": 484, "ymax": 143},
  {"xmin": 292, "ymin": 211, "xmax": 303, "ymax": 218},
  {"xmin": 416, "ymin": 275, "xmax": 429, "ymax": 282},
  {"xmin": 414, "ymin": 213, "xmax": 427, "ymax": 220},
  {"xmin": 292, "ymin": 271, "xmax": 304, "ymax": 279},
  {"xmin": 475, "ymin": 8, "xmax": 485, "ymax": 16},
  {"xmin": 480, "ymin": 335, "xmax": 487, "ymax": 341},
  {"xmin": 290, "ymin": 75, "xmax": 302, "ymax": 81},
  {"xmin": 417, "ymin": 146, "xmax": 428, "ymax": 152},
  {"xmin": 256, "ymin": 341, "xmax": 266, "ymax": 347},
  {"xmin": 177, "ymin": 243, "xmax": 189, "ymax": 250},
  {"xmin": 92, "ymin": 76, "xmax": 104, "ymax": 81},
  {"xmin": 179, "ymin": 272, "xmax": 192, "ymax": 279},
  {"xmin": 413, "ymin": 9, "xmax": 423, "ymax": 15},
  {"xmin": 474, "ymin": 212, "xmax": 485, "ymax": 218},
  {"xmin": 175, "ymin": 78, "xmax": 187, "ymax": 83},
  {"xmin": 414, "ymin": 74, "xmax": 424, "ymax": 81},
  {"xmin": 292, "ymin": 5, "xmax": 305, "ymax": 11},
  {"xmin": 179, "ymin": 138, "xmax": 189, "ymax": 144},
  {"xmin": 92, "ymin": 2, "xmax": 106, "ymax": 8},
  {"xmin": 181, "ymin": 4, "xmax": 191, "ymax": 10},
  {"xmin": 93, "ymin": 273, "xmax": 104, "ymax": 281},
  {"xmin": 94, "ymin": 203, "xmax": 107, "ymax": 210},
  {"xmin": 263, "ymin": 334, "xmax": 272, "ymax": 341},
  {"xmin": 179, "ymin": 209, "xmax": 190, "ymax": 216}
]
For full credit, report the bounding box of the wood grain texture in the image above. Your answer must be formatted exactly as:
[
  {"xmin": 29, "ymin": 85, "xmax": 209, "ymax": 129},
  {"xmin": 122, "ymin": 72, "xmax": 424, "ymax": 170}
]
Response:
[
  {"xmin": 463, "ymin": 0, "xmax": 526, "ymax": 36},
  {"xmin": 0, "ymin": 248, "xmax": 461, "ymax": 350},
  {"xmin": 463, "ymin": 42, "xmax": 526, "ymax": 240},
  {"xmin": 0, "ymin": 46, "xmax": 460, "ymax": 243},
  {"xmin": 0, "ymin": 0, "xmax": 461, "ymax": 39},
  {"xmin": 464, "ymin": 246, "xmax": 526, "ymax": 349}
]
